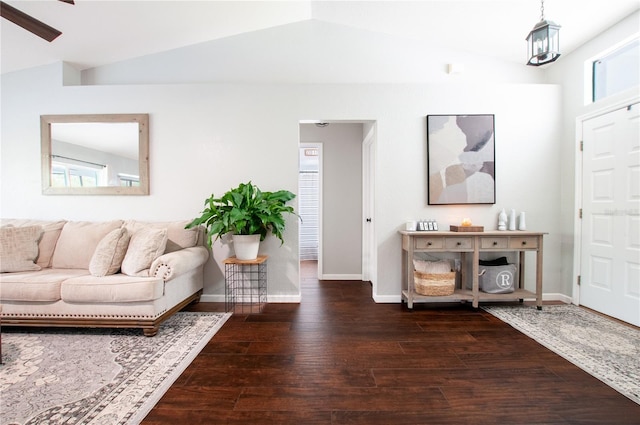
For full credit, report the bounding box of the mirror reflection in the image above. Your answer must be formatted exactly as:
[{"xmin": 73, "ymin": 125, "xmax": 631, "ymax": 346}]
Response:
[{"xmin": 41, "ymin": 114, "xmax": 149, "ymax": 195}]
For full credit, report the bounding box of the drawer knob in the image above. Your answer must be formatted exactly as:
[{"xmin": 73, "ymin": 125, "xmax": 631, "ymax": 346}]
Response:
[
  {"xmin": 457, "ymin": 242, "xmax": 462, "ymax": 246},
  {"xmin": 427, "ymin": 241, "xmax": 432, "ymax": 246},
  {"xmin": 493, "ymin": 241, "xmax": 498, "ymax": 246},
  {"xmin": 522, "ymin": 241, "xmax": 527, "ymax": 246}
]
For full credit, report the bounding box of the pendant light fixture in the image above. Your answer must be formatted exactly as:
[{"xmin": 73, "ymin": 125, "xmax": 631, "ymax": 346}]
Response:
[{"xmin": 526, "ymin": 0, "xmax": 561, "ymax": 66}]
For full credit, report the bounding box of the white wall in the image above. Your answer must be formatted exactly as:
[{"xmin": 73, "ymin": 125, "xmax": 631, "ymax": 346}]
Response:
[
  {"xmin": 0, "ymin": 62, "xmax": 564, "ymax": 301},
  {"xmin": 546, "ymin": 10, "xmax": 640, "ymax": 297}
]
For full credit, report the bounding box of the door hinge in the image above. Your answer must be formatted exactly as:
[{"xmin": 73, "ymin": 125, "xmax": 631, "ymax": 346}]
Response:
[
  {"xmin": 577, "ymin": 275, "xmax": 581, "ymax": 286},
  {"xmin": 580, "ymin": 140, "xmax": 583, "ymax": 151},
  {"xmin": 579, "ymin": 208, "xmax": 582, "ymax": 219}
]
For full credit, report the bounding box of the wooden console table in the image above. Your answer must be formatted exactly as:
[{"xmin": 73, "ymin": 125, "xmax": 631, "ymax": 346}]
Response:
[{"xmin": 400, "ymin": 231, "xmax": 546, "ymax": 310}]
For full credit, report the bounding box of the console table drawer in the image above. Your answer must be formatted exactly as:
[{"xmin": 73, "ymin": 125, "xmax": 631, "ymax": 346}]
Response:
[
  {"xmin": 480, "ymin": 237, "xmax": 508, "ymax": 249},
  {"xmin": 415, "ymin": 237, "xmax": 444, "ymax": 249},
  {"xmin": 445, "ymin": 237, "xmax": 473, "ymax": 249},
  {"xmin": 509, "ymin": 237, "xmax": 539, "ymax": 249}
]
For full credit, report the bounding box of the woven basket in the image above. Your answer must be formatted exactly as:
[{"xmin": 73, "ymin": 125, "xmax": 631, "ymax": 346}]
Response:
[{"xmin": 414, "ymin": 271, "xmax": 455, "ymax": 296}]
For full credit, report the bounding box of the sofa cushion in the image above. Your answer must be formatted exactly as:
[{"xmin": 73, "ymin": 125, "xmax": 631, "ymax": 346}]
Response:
[
  {"xmin": 52, "ymin": 220, "xmax": 124, "ymax": 269},
  {"xmin": 61, "ymin": 274, "xmax": 164, "ymax": 303},
  {"xmin": 0, "ymin": 225, "xmax": 43, "ymax": 273},
  {"xmin": 89, "ymin": 227, "xmax": 131, "ymax": 277},
  {"xmin": 124, "ymin": 220, "xmax": 199, "ymax": 253},
  {"xmin": 1, "ymin": 219, "xmax": 67, "ymax": 268},
  {"xmin": 0, "ymin": 269, "xmax": 89, "ymax": 302},
  {"xmin": 121, "ymin": 227, "xmax": 168, "ymax": 277}
]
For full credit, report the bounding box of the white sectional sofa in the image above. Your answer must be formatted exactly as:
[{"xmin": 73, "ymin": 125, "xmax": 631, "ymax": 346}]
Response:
[{"xmin": 0, "ymin": 219, "xmax": 208, "ymax": 336}]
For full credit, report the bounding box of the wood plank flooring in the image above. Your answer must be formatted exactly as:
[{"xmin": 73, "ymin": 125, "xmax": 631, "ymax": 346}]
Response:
[{"xmin": 142, "ymin": 261, "xmax": 640, "ymax": 424}]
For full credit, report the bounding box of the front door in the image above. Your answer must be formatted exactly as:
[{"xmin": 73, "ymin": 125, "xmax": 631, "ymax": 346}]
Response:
[{"xmin": 580, "ymin": 102, "xmax": 640, "ymax": 326}]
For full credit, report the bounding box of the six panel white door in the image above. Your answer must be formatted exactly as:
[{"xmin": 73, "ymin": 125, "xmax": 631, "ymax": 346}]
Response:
[{"xmin": 581, "ymin": 103, "xmax": 640, "ymax": 326}]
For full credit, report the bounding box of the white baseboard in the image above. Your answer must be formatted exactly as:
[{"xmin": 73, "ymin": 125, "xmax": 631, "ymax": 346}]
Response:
[
  {"xmin": 200, "ymin": 294, "xmax": 224, "ymax": 303},
  {"xmin": 318, "ymin": 274, "xmax": 362, "ymax": 280},
  {"xmin": 543, "ymin": 293, "xmax": 572, "ymax": 304},
  {"xmin": 373, "ymin": 292, "xmax": 572, "ymax": 305},
  {"xmin": 373, "ymin": 294, "xmax": 402, "ymax": 303},
  {"xmin": 202, "ymin": 292, "xmax": 572, "ymax": 305},
  {"xmin": 200, "ymin": 294, "xmax": 302, "ymax": 303},
  {"xmin": 268, "ymin": 294, "xmax": 302, "ymax": 303}
]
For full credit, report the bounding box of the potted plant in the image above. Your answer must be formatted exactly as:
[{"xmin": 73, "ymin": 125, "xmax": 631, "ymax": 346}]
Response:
[{"xmin": 186, "ymin": 181, "xmax": 298, "ymax": 260}]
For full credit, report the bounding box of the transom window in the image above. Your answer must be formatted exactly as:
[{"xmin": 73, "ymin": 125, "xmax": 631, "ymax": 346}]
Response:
[{"xmin": 592, "ymin": 38, "xmax": 640, "ymax": 102}]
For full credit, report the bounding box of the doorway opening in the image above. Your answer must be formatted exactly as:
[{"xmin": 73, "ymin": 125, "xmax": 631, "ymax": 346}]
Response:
[{"xmin": 298, "ymin": 121, "xmax": 376, "ymax": 295}]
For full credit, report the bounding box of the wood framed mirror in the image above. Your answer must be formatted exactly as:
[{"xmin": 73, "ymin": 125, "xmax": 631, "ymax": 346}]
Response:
[{"xmin": 41, "ymin": 114, "xmax": 149, "ymax": 195}]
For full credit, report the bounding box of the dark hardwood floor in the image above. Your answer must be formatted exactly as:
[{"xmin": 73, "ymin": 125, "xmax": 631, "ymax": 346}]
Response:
[{"xmin": 143, "ymin": 261, "xmax": 640, "ymax": 424}]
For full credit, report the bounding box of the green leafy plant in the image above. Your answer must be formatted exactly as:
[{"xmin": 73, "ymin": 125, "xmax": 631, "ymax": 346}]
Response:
[{"xmin": 186, "ymin": 181, "xmax": 298, "ymax": 247}]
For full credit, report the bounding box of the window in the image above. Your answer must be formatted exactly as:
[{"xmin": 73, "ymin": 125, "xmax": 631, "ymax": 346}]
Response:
[
  {"xmin": 118, "ymin": 173, "xmax": 140, "ymax": 187},
  {"xmin": 592, "ymin": 38, "xmax": 640, "ymax": 102},
  {"xmin": 51, "ymin": 159, "xmax": 105, "ymax": 188}
]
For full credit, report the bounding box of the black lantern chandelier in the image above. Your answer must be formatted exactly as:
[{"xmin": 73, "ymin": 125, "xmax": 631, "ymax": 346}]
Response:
[{"xmin": 526, "ymin": 0, "xmax": 561, "ymax": 66}]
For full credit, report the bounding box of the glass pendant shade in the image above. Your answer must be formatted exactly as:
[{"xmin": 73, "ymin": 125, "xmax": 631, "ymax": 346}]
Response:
[{"xmin": 526, "ymin": 19, "xmax": 561, "ymax": 66}]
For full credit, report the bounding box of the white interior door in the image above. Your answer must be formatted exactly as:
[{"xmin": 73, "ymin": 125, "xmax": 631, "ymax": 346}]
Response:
[{"xmin": 580, "ymin": 102, "xmax": 640, "ymax": 326}]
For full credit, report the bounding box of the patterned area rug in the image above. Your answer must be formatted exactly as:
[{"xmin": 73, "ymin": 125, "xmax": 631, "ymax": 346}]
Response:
[
  {"xmin": 0, "ymin": 312, "xmax": 231, "ymax": 425},
  {"xmin": 483, "ymin": 304, "xmax": 640, "ymax": 405}
]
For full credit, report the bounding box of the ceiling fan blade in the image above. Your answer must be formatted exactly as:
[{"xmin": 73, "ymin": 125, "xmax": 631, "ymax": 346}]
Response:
[
  {"xmin": 0, "ymin": 1, "xmax": 62, "ymax": 42},
  {"xmin": 58, "ymin": 0, "xmax": 74, "ymax": 4}
]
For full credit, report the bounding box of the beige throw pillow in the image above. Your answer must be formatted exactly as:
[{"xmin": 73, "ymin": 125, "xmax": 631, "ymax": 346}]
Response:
[
  {"xmin": 89, "ymin": 227, "xmax": 131, "ymax": 277},
  {"xmin": 124, "ymin": 220, "xmax": 199, "ymax": 253},
  {"xmin": 0, "ymin": 225, "xmax": 44, "ymax": 272},
  {"xmin": 121, "ymin": 227, "xmax": 168, "ymax": 277},
  {"xmin": 51, "ymin": 220, "xmax": 124, "ymax": 269},
  {"xmin": 1, "ymin": 219, "xmax": 67, "ymax": 268},
  {"xmin": 35, "ymin": 220, "xmax": 66, "ymax": 268}
]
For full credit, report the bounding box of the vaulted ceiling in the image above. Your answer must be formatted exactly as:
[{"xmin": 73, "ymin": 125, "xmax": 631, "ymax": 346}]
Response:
[{"xmin": 1, "ymin": 0, "xmax": 638, "ymax": 75}]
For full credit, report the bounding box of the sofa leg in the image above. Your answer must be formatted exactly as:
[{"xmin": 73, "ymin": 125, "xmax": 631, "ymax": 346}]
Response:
[
  {"xmin": 143, "ymin": 326, "xmax": 159, "ymax": 337},
  {"xmin": 190, "ymin": 290, "xmax": 202, "ymax": 305}
]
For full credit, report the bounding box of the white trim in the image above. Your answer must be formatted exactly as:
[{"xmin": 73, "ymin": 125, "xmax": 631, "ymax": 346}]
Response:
[
  {"xmin": 362, "ymin": 122, "xmax": 377, "ymax": 288},
  {"xmin": 373, "ymin": 294, "xmax": 402, "ymax": 303},
  {"xmin": 267, "ymin": 294, "xmax": 302, "ymax": 303},
  {"xmin": 205, "ymin": 292, "xmax": 570, "ymax": 305},
  {"xmin": 373, "ymin": 293, "xmax": 572, "ymax": 305},
  {"xmin": 201, "ymin": 294, "xmax": 303, "ymax": 303},
  {"xmin": 545, "ymin": 293, "xmax": 573, "ymax": 304},
  {"xmin": 200, "ymin": 294, "xmax": 224, "ymax": 303},
  {"xmin": 321, "ymin": 274, "xmax": 362, "ymax": 280},
  {"xmin": 299, "ymin": 141, "xmax": 323, "ymax": 279}
]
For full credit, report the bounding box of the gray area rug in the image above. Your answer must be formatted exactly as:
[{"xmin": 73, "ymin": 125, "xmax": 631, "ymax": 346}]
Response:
[
  {"xmin": 0, "ymin": 311, "xmax": 231, "ymax": 425},
  {"xmin": 483, "ymin": 304, "xmax": 639, "ymax": 405}
]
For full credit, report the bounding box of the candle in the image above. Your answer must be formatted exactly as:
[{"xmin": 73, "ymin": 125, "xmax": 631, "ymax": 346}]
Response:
[{"xmin": 461, "ymin": 218, "xmax": 472, "ymax": 227}]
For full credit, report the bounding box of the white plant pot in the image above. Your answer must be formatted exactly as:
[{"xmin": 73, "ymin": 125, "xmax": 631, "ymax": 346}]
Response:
[{"xmin": 232, "ymin": 234, "xmax": 261, "ymax": 260}]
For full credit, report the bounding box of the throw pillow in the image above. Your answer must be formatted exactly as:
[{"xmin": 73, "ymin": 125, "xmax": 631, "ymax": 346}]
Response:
[
  {"xmin": 51, "ymin": 220, "xmax": 124, "ymax": 269},
  {"xmin": 0, "ymin": 225, "xmax": 44, "ymax": 272},
  {"xmin": 1, "ymin": 219, "xmax": 67, "ymax": 268},
  {"xmin": 89, "ymin": 227, "xmax": 131, "ymax": 277},
  {"xmin": 121, "ymin": 227, "xmax": 168, "ymax": 276},
  {"xmin": 35, "ymin": 220, "xmax": 67, "ymax": 268},
  {"xmin": 124, "ymin": 220, "xmax": 199, "ymax": 253}
]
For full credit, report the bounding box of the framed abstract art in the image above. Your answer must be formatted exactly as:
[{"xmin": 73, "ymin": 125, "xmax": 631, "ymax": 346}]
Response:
[{"xmin": 426, "ymin": 114, "xmax": 495, "ymax": 205}]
